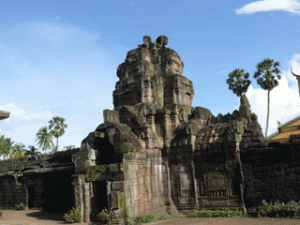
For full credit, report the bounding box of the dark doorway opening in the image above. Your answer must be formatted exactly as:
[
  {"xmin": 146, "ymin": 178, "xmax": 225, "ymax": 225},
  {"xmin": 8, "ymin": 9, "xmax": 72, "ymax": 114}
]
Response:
[
  {"xmin": 27, "ymin": 186, "xmax": 34, "ymax": 209},
  {"xmin": 90, "ymin": 181, "xmax": 108, "ymax": 222},
  {"xmin": 42, "ymin": 171, "xmax": 74, "ymax": 213}
]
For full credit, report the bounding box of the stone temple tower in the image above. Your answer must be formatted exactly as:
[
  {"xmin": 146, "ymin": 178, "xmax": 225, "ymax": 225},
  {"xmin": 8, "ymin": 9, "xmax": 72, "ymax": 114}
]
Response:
[
  {"xmin": 113, "ymin": 35, "xmax": 194, "ymax": 108},
  {"xmin": 74, "ymin": 35, "xmax": 265, "ymax": 223}
]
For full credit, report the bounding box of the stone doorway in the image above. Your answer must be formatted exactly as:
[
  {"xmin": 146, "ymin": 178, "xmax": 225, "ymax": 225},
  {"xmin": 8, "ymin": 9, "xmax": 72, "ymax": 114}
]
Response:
[
  {"xmin": 41, "ymin": 171, "xmax": 74, "ymax": 213},
  {"xmin": 27, "ymin": 186, "xmax": 34, "ymax": 209},
  {"xmin": 90, "ymin": 181, "xmax": 108, "ymax": 222}
]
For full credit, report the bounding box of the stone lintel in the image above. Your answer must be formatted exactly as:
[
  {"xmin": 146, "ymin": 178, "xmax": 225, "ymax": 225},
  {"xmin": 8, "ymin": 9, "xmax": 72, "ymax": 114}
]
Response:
[{"xmin": 0, "ymin": 110, "xmax": 10, "ymax": 120}]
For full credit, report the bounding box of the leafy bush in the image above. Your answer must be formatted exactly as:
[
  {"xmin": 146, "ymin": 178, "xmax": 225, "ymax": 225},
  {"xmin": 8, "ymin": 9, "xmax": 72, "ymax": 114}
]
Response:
[
  {"xmin": 187, "ymin": 208, "xmax": 242, "ymax": 218},
  {"xmin": 97, "ymin": 207, "xmax": 116, "ymax": 224},
  {"xmin": 188, "ymin": 209, "xmax": 213, "ymax": 218},
  {"xmin": 178, "ymin": 212, "xmax": 186, "ymax": 218},
  {"xmin": 0, "ymin": 210, "xmax": 2, "ymax": 217},
  {"xmin": 63, "ymin": 207, "xmax": 82, "ymax": 224},
  {"xmin": 159, "ymin": 213, "xmax": 170, "ymax": 220},
  {"xmin": 258, "ymin": 200, "xmax": 300, "ymax": 219},
  {"xmin": 125, "ymin": 219, "xmax": 135, "ymax": 225},
  {"xmin": 137, "ymin": 213, "xmax": 157, "ymax": 223},
  {"xmin": 16, "ymin": 202, "xmax": 25, "ymax": 210}
]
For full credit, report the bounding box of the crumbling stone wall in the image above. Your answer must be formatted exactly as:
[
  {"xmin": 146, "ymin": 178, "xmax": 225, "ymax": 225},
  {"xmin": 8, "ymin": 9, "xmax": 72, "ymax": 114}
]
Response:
[
  {"xmin": 242, "ymin": 135, "xmax": 300, "ymax": 208},
  {"xmin": 0, "ymin": 149, "xmax": 78, "ymax": 211}
]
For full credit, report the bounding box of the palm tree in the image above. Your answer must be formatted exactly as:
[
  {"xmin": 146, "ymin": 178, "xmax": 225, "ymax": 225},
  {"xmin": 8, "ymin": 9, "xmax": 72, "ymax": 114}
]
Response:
[
  {"xmin": 35, "ymin": 126, "xmax": 55, "ymax": 153},
  {"xmin": 226, "ymin": 69, "xmax": 251, "ymax": 98},
  {"xmin": 25, "ymin": 145, "xmax": 41, "ymax": 156},
  {"xmin": 49, "ymin": 117, "xmax": 68, "ymax": 153},
  {"xmin": 63, "ymin": 145, "xmax": 75, "ymax": 151},
  {"xmin": 0, "ymin": 135, "xmax": 15, "ymax": 159},
  {"xmin": 10, "ymin": 143, "xmax": 27, "ymax": 159},
  {"xmin": 253, "ymin": 58, "xmax": 281, "ymax": 138},
  {"xmin": 226, "ymin": 68, "xmax": 251, "ymax": 214}
]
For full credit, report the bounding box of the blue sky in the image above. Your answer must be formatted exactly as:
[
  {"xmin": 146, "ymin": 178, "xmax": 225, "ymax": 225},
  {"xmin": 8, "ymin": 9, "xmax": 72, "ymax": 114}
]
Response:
[{"xmin": 1, "ymin": 0, "xmax": 300, "ymax": 154}]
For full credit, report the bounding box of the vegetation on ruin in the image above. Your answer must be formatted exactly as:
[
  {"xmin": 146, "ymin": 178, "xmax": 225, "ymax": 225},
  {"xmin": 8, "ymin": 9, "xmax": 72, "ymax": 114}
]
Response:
[
  {"xmin": 136, "ymin": 213, "xmax": 157, "ymax": 224},
  {"xmin": 97, "ymin": 207, "xmax": 116, "ymax": 224},
  {"xmin": 15, "ymin": 202, "xmax": 25, "ymax": 210},
  {"xmin": 63, "ymin": 207, "xmax": 82, "ymax": 223},
  {"xmin": 187, "ymin": 208, "xmax": 243, "ymax": 218},
  {"xmin": 257, "ymin": 200, "xmax": 300, "ymax": 219},
  {"xmin": 159, "ymin": 213, "xmax": 170, "ymax": 220},
  {"xmin": 125, "ymin": 219, "xmax": 135, "ymax": 225},
  {"xmin": 253, "ymin": 58, "xmax": 281, "ymax": 138}
]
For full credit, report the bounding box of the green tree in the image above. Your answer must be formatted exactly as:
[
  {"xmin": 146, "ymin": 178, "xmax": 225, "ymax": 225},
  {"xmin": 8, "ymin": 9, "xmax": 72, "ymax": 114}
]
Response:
[
  {"xmin": 226, "ymin": 68, "xmax": 251, "ymax": 215},
  {"xmin": 253, "ymin": 58, "xmax": 281, "ymax": 138},
  {"xmin": 49, "ymin": 117, "xmax": 68, "ymax": 153},
  {"xmin": 11, "ymin": 142, "xmax": 27, "ymax": 159},
  {"xmin": 35, "ymin": 126, "xmax": 55, "ymax": 153},
  {"xmin": 63, "ymin": 145, "xmax": 75, "ymax": 151},
  {"xmin": 0, "ymin": 135, "xmax": 14, "ymax": 159},
  {"xmin": 25, "ymin": 145, "xmax": 41, "ymax": 156},
  {"xmin": 226, "ymin": 69, "xmax": 251, "ymax": 98}
]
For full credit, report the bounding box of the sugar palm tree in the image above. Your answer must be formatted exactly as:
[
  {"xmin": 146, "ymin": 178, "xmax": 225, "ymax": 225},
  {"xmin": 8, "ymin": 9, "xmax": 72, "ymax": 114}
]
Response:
[
  {"xmin": 25, "ymin": 145, "xmax": 41, "ymax": 156},
  {"xmin": 226, "ymin": 68, "xmax": 251, "ymax": 214},
  {"xmin": 253, "ymin": 58, "xmax": 281, "ymax": 138},
  {"xmin": 49, "ymin": 117, "xmax": 68, "ymax": 153},
  {"xmin": 35, "ymin": 126, "xmax": 55, "ymax": 153},
  {"xmin": 11, "ymin": 142, "xmax": 27, "ymax": 159},
  {"xmin": 226, "ymin": 68, "xmax": 251, "ymax": 98}
]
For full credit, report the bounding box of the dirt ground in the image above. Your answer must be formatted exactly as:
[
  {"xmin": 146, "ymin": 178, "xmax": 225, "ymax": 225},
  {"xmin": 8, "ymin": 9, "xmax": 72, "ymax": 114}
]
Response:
[{"xmin": 0, "ymin": 209, "xmax": 300, "ymax": 225}]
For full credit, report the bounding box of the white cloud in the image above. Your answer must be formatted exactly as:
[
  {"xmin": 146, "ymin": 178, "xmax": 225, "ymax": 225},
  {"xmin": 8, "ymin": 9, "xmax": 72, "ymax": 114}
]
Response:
[
  {"xmin": 0, "ymin": 103, "xmax": 53, "ymax": 123},
  {"xmin": 246, "ymin": 53, "xmax": 300, "ymax": 137},
  {"xmin": 235, "ymin": 0, "xmax": 300, "ymax": 15}
]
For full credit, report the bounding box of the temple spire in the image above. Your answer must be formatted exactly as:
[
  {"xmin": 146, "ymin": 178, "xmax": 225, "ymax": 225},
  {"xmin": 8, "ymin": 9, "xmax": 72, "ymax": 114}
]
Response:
[{"xmin": 291, "ymin": 68, "xmax": 300, "ymax": 97}]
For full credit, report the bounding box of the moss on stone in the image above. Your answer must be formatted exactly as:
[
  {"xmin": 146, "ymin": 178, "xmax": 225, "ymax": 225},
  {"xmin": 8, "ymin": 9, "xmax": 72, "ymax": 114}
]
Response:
[{"xmin": 110, "ymin": 164, "xmax": 119, "ymax": 173}]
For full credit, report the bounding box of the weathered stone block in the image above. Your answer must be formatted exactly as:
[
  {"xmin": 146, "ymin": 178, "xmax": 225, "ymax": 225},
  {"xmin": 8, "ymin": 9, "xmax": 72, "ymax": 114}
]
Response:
[
  {"xmin": 112, "ymin": 182, "xmax": 124, "ymax": 191},
  {"xmin": 104, "ymin": 110, "xmax": 120, "ymax": 124},
  {"xmin": 193, "ymin": 107, "xmax": 213, "ymax": 120}
]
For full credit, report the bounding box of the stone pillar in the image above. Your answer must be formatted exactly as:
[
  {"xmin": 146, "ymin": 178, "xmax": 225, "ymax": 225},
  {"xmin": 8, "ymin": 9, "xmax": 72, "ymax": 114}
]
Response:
[
  {"xmin": 164, "ymin": 114, "xmax": 171, "ymax": 148},
  {"xmin": 72, "ymin": 175, "xmax": 85, "ymax": 222},
  {"xmin": 83, "ymin": 181, "xmax": 90, "ymax": 223},
  {"xmin": 191, "ymin": 158, "xmax": 199, "ymax": 209},
  {"xmin": 146, "ymin": 115, "xmax": 156, "ymax": 149},
  {"xmin": 234, "ymin": 133, "xmax": 247, "ymax": 214}
]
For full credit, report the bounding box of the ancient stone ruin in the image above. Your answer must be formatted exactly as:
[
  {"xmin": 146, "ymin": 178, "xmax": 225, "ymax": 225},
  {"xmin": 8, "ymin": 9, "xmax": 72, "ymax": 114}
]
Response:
[{"xmin": 1, "ymin": 36, "xmax": 300, "ymax": 224}]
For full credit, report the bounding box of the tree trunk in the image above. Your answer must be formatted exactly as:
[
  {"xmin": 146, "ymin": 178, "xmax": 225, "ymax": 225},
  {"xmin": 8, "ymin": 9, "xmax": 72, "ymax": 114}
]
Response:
[
  {"xmin": 265, "ymin": 91, "xmax": 270, "ymax": 138},
  {"xmin": 56, "ymin": 137, "xmax": 59, "ymax": 152}
]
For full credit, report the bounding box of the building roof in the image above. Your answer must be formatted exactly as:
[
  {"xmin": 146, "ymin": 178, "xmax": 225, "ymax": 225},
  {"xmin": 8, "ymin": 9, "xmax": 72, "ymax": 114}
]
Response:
[
  {"xmin": 0, "ymin": 110, "xmax": 10, "ymax": 120},
  {"xmin": 266, "ymin": 114, "xmax": 300, "ymax": 143}
]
